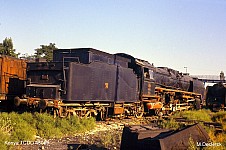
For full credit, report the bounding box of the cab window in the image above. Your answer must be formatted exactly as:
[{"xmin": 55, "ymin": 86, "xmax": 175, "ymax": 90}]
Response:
[{"xmin": 144, "ymin": 68, "xmax": 154, "ymax": 79}]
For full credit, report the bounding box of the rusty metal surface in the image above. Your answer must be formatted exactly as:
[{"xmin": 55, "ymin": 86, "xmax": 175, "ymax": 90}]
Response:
[
  {"xmin": 120, "ymin": 125, "xmax": 173, "ymax": 150},
  {"xmin": 157, "ymin": 124, "xmax": 209, "ymax": 150},
  {"xmin": 143, "ymin": 80, "xmax": 155, "ymax": 96},
  {"xmin": 120, "ymin": 123, "xmax": 210, "ymax": 150},
  {"xmin": 0, "ymin": 56, "xmax": 26, "ymax": 100},
  {"xmin": 114, "ymin": 107, "xmax": 124, "ymax": 114}
]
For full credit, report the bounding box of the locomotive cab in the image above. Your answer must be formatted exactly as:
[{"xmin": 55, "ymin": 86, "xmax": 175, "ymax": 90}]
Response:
[
  {"xmin": 142, "ymin": 66, "xmax": 155, "ymax": 97},
  {"xmin": 137, "ymin": 60, "xmax": 163, "ymax": 113}
]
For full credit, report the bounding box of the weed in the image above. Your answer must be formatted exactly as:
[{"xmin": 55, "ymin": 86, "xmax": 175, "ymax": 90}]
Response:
[
  {"xmin": 0, "ymin": 112, "xmax": 37, "ymax": 141},
  {"xmin": 0, "ymin": 112, "xmax": 96, "ymax": 150},
  {"xmin": 212, "ymin": 111, "xmax": 226, "ymax": 122},
  {"xmin": 174, "ymin": 109, "xmax": 212, "ymax": 122},
  {"xmin": 0, "ymin": 117, "xmax": 13, "ymax": 135},
  {"xmin": 188, "ymin": 136, "xmax": 197, "ymax": 150},
  {"xmin": 19, "ymin": 112, "xmax": 37, "ymax": 128},
  {"xmin": 80, "ymin": 117, "xmax": 96, "ymax": 132},
  {"xmin": 98, "ymin": 130, "xmax": 122, "ymax": 149},
  {"xmin": 55, "ymin": 117, "xmax": 74, "ymax": 135},
  {"xmin": 34, "ymin": 112, "xmax": 63, "ymax": 138},
  {"xmin": 0, "ymin": 131, "xmax": 10, "ymax": 150},
  {"xmin": 159, "ymin": 118, "xmax": 180, "ymax": 130},
  {"xmin": 55, "ymin": 116, "xmax": 96, "ymax": 135}
]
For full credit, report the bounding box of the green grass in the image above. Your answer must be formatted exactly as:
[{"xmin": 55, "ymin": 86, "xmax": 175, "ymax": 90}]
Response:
[
  {"xmin": 212, "ymin": 111, "xmax": 226, "ymax": 133},
  {"xmin": 159, "ymin": 109, "xmax": 212, "ymax": 130},
  {"xmin": 173, "ymin": 109, "xmax": 212, "ymax": 122},
  {"xmin": 0, "ymin": 112, "xmax": 37, "ymax": 141},
  {"xmin": 165, "ymin": 109, "xmax": 226, "ymax": 149},
  {"xmin": 34, "ymin": 112, "xmax": 63, "ymax": 138},
  {"xmin": 0, "ymin": 112, "xmax": 96, "ymax": 150}
]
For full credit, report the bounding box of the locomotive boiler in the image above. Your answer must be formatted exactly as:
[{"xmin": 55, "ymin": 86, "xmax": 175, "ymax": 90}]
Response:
[
  {"xmin": 116, "ymin": 53, "xmax": 204, "ymax": 115},
  {"xmin": 14, "ymin": 48, "xmax": 205, "ymax": 118}
]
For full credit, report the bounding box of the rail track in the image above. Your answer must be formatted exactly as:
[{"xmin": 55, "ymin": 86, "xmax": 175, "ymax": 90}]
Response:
[{"xmin": 173, "ymin": 117, "xmax": 224, "ymax": 132}]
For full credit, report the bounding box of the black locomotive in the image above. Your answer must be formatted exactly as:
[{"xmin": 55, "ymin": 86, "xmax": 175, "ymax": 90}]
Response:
[
  {"xmin": 14, "ymin": 48, "xmax": 205, "ymax": 118},
  {"xmin": 206, "ymin": 83, "xmax": 226, "ymax": 111}
]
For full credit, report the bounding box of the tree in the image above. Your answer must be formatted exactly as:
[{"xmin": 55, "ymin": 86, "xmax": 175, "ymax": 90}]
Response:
[
  {"xmin": 35, "ymin": 43, "xmax": 58, "ymax": 61},
  {"xmin": 0, "ymin": 43, "xmax": 3, "ymax": 53},
  {"xmin": 0, "ymin": 37, "xmax": 20, "ymax": 57}
]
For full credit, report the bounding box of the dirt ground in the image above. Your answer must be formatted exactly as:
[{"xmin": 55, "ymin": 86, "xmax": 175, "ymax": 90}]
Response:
[{"xmin": 18, "ymin": 118, "xmax": 147, "ymax": 150}]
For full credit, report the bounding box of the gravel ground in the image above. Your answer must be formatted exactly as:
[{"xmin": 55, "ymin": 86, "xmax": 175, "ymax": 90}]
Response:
[{"xmin": 17, "ymin": 118, "xmax": 149, "ymax": 150}]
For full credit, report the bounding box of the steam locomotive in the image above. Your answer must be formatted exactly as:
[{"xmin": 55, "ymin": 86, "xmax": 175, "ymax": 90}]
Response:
[
  {"xmin": 11, "ymin": 48, "xmax": 205, "ymax": 119},
  {"xmin": 206, "ymin": 83, "xmax": 226, "ymax": 111}
]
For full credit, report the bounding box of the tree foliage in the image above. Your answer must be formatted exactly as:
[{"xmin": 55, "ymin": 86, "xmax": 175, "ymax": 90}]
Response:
[
  {"xmin": 0, "ymin": 43, "xmax": 3, "ymax": 53},
  {"xmin": 35, "ymin": 43, "xmax": 57, "ymax": 61},
  {"xmin": 0, "ymin": 37, "xmax": 19, "ymax": 57}
]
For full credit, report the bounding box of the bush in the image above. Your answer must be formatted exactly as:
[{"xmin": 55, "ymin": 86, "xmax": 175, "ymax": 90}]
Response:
[
  {"xmin": 212, "ymin": 111, "xmax": 226, "ymax": 122},
  {"xmin": 98, "ymin": 130, "xmax": 122, "ymax": 148},
  {"xmin": 188, "ymin": 136, "xmax": 197, "ymax": 150},
  {"xmin": 34, "ymin": 113, "xmax": 63, "ymax": 138},
  {"xmin": 0, "ymin": 131, "xmax": 10, "ymax": 150},
  {"xmin": 55, "ymin": 116, "xmax": 96, "ymax": 135},
  {"xmin": 34, "ymin": 113, "xmax": 96, "ymax": 138},
  {"xmin": 211, "ymin": 111, "xmax": 226, "ymax": 136},
  {"xmin": 0, "ymin": 116, "xmax": 12, "ymax": 135},
  {"xmin": 0, "ymin": 112, "xmax": 96, "ymax": 143},
  {"xmin": 19, "ymin": 112, "xmax": 37, "ymax": 128},
  {"xmin": 204, "ymin": 129, "xmax": 226, "ymax": 150},
  {"xmin": 79, "ymin": 117, "xmax": 96, "ymax": 132},
  {"xmin": 55, "ymin": 117, "xmax": 74, "ymax": 135},
  {"xmin": 0, "ymin": 112, "xmax": 36, "ymax": 142}
]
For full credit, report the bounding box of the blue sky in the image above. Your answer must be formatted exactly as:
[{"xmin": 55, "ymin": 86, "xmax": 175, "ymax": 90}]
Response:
[{"xmin": 0, "ymin": 0, "xmax": 226, "ymax": 75}]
